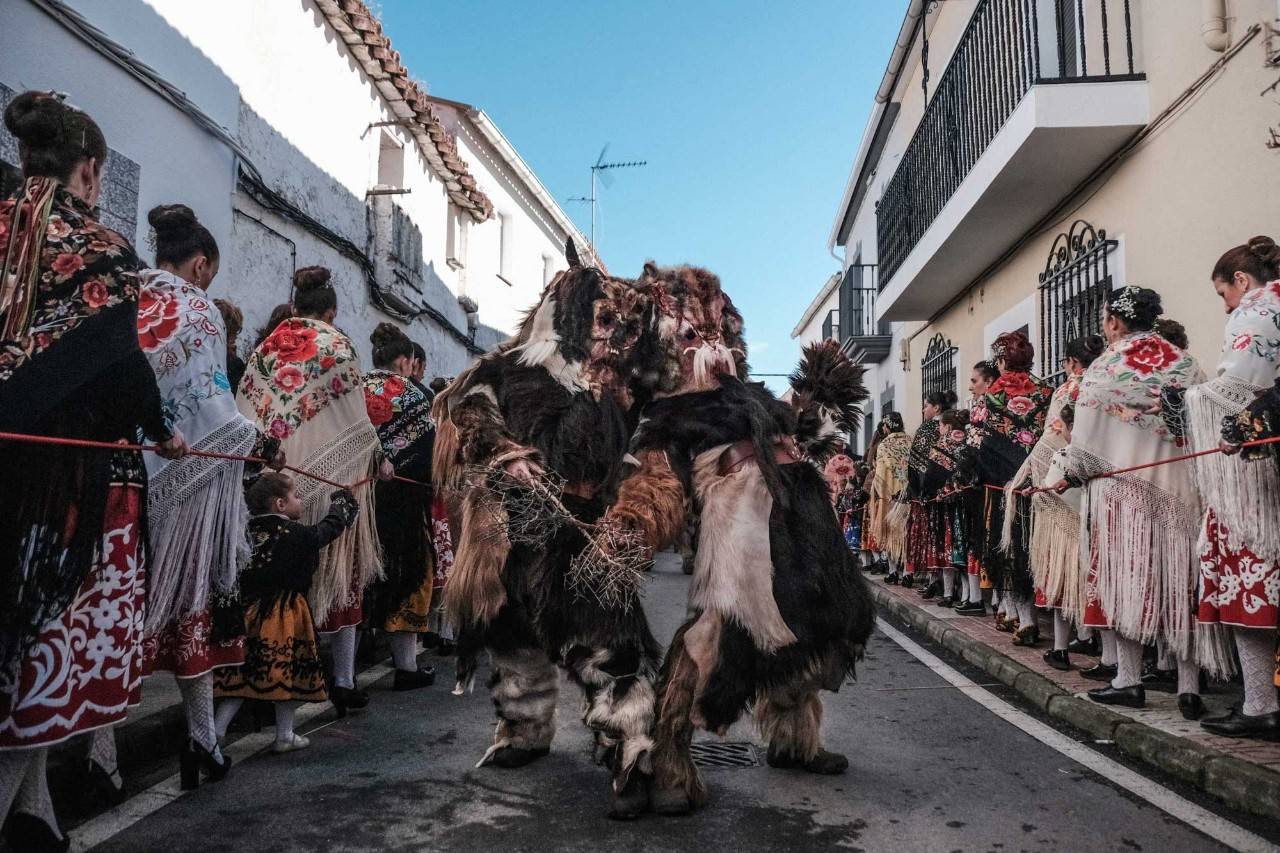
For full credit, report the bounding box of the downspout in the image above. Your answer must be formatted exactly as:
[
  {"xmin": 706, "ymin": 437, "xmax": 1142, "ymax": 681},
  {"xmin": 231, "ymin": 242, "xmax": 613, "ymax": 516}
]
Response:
[{"xmin": 1202, "ymin": 0, "xmax": 1231, "ymax": 51}]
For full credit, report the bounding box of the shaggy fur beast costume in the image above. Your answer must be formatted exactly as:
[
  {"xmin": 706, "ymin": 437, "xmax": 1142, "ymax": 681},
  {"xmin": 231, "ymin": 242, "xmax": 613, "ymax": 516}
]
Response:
[
  {"xmin": 599, "ymin": 263, "xmax": 876, "ymax": 815},
  {"xmin": 432, "ymin": 244, "xmax": 661, "ymax": 818}
]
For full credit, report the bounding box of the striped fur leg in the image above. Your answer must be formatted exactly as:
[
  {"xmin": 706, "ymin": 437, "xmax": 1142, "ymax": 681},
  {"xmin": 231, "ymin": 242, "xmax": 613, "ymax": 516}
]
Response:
[{"xmin": 478, "ymin": 646, "xmax": 558, "ymax": 768}]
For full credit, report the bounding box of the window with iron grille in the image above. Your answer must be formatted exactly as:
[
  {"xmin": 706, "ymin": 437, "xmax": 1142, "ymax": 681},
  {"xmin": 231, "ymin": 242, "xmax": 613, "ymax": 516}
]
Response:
[
  {"xmin": 920, "ymin": 333, "xmax": 957, "ymax": 404},
  {"xmin": 1037, "ymin": 220, "xmax": 1117, "ymax": 386}
]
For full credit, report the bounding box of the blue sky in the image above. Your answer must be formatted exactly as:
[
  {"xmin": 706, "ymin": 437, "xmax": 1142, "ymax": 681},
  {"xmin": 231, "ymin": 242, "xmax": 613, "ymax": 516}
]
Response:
[{"xmin": 377, "ymin": 0, "xmax": 908, "ymax": 390}]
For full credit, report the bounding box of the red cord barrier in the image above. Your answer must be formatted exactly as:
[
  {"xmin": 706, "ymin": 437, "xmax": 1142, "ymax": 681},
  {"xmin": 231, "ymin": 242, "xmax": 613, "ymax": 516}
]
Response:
[
  {"xmin": 0, "ymin": 431, "xmax": 430, "ymax": 490},
  {"xmin": 917, "ymin": 435, "xmax": 1280, "ymax": 503}
]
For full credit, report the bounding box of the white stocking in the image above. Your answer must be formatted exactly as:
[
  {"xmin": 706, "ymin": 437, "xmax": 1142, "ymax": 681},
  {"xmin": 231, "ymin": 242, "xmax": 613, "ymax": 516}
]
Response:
[
  {"xmin": 87, "ymin": 725, "xmax": 122, "ymax": 787},
  {"xmin": 1100, "ymin": 629, "xmax": 1118, "ymax": 666},
  {"xmin": 0, "ymin": 751, "xmax": 42, "ymax": 831},
  {"xmin": 274, "ymin": 702, "xmax": 300, "ymax": 744},
  {"xmin": 390, "ymin": 632, "xmax": 419, "ymax": 672},
  {"xmin": 177, "ymin": 673, "xmax": 221, "ymax": 760},
  {"xmin": 968, "ymin": 575, "xmax": 983, "ymax": 604},
  {"xmin": 1053, "ymin": 611, "xmax": 1071, "ymax": 651},
  {"xmin": 1157, "ymin": 640, "xmax": 1175, "ymax": 671},
  {"xmin": 1016, "ymin": 598, "xmax": 1035, "ymax": 628},
  {"xmin": 1176, "ymin": 656, "xmax": 1200, "ymax": 697},
  {"xmin": 1077, "ymin": 625, "xmax": 1095, "ymax": 641},
  {"xmin": 1236, "ymin": 629, "xmax": 1280, "ymax": 716},
  {"xmin": 214, "ymin": 698, "xmax": 244, "ymax": 740},
  {"xmin": 942, "ymin": 571, "xmax": 955, "ymax": 598},
  {"xmin": 12, "ymin": 749, "xmax": 59, "ymax": 838},
  {"xmin": 1112, "ymin": 635, "xmax": 1144, "ymax": 689},
  {"xmin": 331, "ymin": 626, "xmax": 357, "ymax": 689}
]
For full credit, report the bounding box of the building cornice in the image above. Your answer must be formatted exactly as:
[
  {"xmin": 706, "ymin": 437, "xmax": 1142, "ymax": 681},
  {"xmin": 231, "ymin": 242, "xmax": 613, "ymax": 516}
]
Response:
[{"xmin": 791, "ymin": 273, "xmax": 841, "ymax": 339}]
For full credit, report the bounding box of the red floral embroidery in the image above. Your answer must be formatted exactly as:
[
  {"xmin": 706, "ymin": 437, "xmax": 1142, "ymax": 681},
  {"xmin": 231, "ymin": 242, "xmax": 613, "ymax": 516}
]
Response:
[
  {"xmin": 365, "ymin": 389, "xmax": 394, "ymax": 426},
  {"xmin": 45, "ymin": 216, "xmax": 71, "ymax": 240},
  {"xmin": 266, "ymin": 323, "xmax": 319, "ymax": 363},
  {"xmin": 273, "ymin": 365, "xmax": 306, "ymax": 393},
  {"xmin": 1123, "ymin": 335, "xmax": 1179, "ymax": 375},
  {"xmin": 993, "ymin": 373, "xmax": 1036, "ymax": 396},
  {"xmin": 383, "ymin": 375, "xmax": 406, "ymax": 398},
  {"xmin": 1231, "ymin": 333, "xmax": 1253, "ymax": 351},
  {"xmin": 50, "ymin": 252, "xmax": 85, "ymax": 280},
  {"xmin": 137, "ymin": 288, "xmax": 181, "ymax": 351},
  {"xmin": 1005, "ymin": 396, "xmax": 1035, "ymax": 416},
  {"xmin": 320, "ymin": 355, "xmax": 337, "ymax": 370},
  {"xmin": 82, "ymin": 278, "xmax": 110, "ymax": 309}
]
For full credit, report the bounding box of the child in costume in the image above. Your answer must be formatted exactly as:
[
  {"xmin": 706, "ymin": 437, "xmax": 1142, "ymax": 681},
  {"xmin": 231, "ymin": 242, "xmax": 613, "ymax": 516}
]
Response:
[{"xmin": 213, "ymin": 475, "xmax": 359, "ymax": 758}]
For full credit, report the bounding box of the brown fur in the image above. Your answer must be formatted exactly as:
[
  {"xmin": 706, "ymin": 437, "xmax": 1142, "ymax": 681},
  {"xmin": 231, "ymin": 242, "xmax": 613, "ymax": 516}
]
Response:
[
  {"xmin": 443, "ymin": 489, "xmax": 510, "ymax": 627},
  {"xmin": 754, "ymin": 684, "xmax": 823, "ymax": 761},
  {"xmin": 651, "ymin": 624, "xmax": 708, "ymax": 809},
  {"xmin": 608, "ymin": 449, "xmax": 686, "ymax": 555}
]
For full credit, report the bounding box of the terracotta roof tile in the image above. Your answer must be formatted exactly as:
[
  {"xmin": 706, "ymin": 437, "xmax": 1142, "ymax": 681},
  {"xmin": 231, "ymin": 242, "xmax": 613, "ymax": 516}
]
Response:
[{"xmin": 313, "ymin": 0, "xmax": 493, "ymax": 220}]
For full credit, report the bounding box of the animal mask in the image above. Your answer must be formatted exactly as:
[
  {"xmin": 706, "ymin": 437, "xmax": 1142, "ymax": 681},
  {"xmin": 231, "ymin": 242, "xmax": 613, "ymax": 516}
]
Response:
[{"xmin": 635, "ymin": 262, "xmax": 747, "ymax": 396}]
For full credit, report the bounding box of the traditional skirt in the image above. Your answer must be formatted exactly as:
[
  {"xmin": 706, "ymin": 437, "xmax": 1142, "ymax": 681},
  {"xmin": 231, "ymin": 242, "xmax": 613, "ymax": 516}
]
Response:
[
  {"xmin": 372, "ymin": 479, "xmax": 434, "ymax": 633},
  {"xmin": 384, "ymin": 572, "xmax": 434, "ymax": 633},
  {"xmin": 1197, "ymin": 510, "xmax": 1280, "ymax": 630},
  {"xmin": 843, "ymin": 511, "xmax": 862, "ymax": 552},
  {"xmin": 214, "ymin": 595, "xmax": 326, "ymax": 702},
  {"xmin": 0, "ymin": 485, "xmax": 147, "ymax": 748},
  {"xmin": 143, "ymin": 610, "xmax": 245, "ymax": 679},
  {"xmin": 316, "ymin": 577, "xmax": 363, "ymax": 634}
]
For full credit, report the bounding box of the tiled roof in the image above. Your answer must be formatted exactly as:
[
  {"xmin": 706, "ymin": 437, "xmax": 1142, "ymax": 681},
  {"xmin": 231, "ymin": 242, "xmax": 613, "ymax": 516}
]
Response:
[{"xmin": 313, "ymin": 0, "xmax": 493, "ymax": 222}]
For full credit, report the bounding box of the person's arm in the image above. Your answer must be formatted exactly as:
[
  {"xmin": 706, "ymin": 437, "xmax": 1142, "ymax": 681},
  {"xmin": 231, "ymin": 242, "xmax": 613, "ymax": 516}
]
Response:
[
  {"xmin": 445, "ymin": 378, "xmax": 542, "ymax": 481},
  {"xmin": 599, "ymin": 449, "xmax": 687, "ymax": 558}
]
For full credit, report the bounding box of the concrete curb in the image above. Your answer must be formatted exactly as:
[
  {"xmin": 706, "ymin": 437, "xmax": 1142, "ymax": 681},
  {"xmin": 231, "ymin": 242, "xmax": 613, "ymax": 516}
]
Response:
[{"xmin": 870, "ymin": 583, "xmax": 1280, "ymax": 819}]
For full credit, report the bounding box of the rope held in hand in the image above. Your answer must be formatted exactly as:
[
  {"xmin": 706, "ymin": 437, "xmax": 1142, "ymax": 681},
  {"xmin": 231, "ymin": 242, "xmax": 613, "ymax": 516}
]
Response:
[{"xmin": 0, "ymin": 431, "xmax": 429, "ymax": 491}]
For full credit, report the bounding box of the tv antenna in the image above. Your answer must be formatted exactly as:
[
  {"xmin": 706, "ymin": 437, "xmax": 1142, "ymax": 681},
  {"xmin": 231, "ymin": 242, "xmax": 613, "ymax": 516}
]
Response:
[{"xmin": 568, "ymin": 144, "xmax": 646, "ymax": 263}]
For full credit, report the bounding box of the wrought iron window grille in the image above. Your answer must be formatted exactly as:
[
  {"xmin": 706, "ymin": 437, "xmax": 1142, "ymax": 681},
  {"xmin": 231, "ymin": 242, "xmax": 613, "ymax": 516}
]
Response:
[
  {"xmin": 1037, "ymin": 219, "xmax": 1116, "ymax": 386},
  {"xmin": 921, "ymin": 332, "xmax": 958, "ymax": 404}
]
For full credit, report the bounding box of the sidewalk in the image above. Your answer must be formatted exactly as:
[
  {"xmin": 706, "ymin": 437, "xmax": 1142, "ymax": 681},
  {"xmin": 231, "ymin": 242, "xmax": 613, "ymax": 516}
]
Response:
[{"xmin": 870, "ymin": 579, "xmax": 1280, "ymax": 819}]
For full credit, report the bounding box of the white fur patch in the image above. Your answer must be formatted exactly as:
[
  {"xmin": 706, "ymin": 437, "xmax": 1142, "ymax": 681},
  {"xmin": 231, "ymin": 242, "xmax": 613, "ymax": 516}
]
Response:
[
  {"xmin": 690, "ymin": 446, "xmax": 797, "ymax": 652},
  {"xmin": 506, "ymin": 297, "xmax": 589, "ymax": 393}
]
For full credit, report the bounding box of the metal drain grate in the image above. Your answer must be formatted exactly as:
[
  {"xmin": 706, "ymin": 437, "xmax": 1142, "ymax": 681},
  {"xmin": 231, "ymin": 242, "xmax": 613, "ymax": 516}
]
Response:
[{"xmin": 689, "ymin": 741, "xmax": 759, "ymax": 769}]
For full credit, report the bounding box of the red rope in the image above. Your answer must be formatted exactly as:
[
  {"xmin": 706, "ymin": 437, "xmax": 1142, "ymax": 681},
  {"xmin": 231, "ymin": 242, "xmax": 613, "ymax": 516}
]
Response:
[
  {"xmin": 917, "ymin": 435, "xmax": 1280, "ymax": 502},
  {"xmin": 0, "ymin": 431, "xmax": 430, "ymax": 491}
]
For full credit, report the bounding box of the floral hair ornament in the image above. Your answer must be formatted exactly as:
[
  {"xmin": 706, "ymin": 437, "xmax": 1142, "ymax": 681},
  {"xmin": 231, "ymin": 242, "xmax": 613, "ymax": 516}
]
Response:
[{"xmin": 1107, "ymin": 286, "xmax": 1141, "ymax": 323}]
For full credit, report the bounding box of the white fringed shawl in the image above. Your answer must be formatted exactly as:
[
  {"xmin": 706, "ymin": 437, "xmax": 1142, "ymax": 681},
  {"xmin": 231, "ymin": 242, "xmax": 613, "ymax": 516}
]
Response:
[
  {"xmin": 238, "ymin": 318, "xmax": 382, "ymax": 625},
  {"xmin": 1065, "ymin": 332, "xmax": 1208, "ymax": 660},
  {"xmin": 1002, "ymin": 376, "xmax": 1083, "ymax": 615},
  {"xmin": 1185, "ymin": 283, "xmax": 1280, "ymax": 564},
  {"xmin": 139, "ymin": 271, "xmax": 257, "ymax": 634}
]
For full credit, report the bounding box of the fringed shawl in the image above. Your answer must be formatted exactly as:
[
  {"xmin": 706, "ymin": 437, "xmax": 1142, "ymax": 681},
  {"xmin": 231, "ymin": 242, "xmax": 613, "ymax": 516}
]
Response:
[
  {"xmin": 1067, "ymin": 332, "xmax": 1208, "ymax": 659},
  {"xmin": 1185, "ymin": 283, "xmax": 1280, "ymax": 564},
  {"xmin": 871, "ymin": 431, "xmax": 912, "ymax": 560},
  {"xmin": 364, "ymin": 368, "xmax": 435, "ymax": 482},
  {"xmin": 238, "ymin": 318, "xmax": 382, "ymax": 624},
  {"xmin": 139, "ymin": 271, "xmax": 257, "ymax": 632}
]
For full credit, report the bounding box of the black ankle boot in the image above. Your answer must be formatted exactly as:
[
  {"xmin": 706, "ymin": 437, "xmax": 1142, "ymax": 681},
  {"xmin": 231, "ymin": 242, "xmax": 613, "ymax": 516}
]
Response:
[
  {"xmin": 393, "ymin": 666, "xmax": 436, "ymax": 691},
  {"xmin": 1178, "ymin": 693, "xmax": 1204, "ymax": 721},
  {"xmin": 179, "ymin": 738, "xmax": 231, "ymax": 791},
  {"xmin": 486, "ymin": 744, "xmax": 550, "ymax": 769},
  {"xmin": 766, "ymin": 747, "xmax": 849, "ymax": 775},
  {"xmin": 1042, "ymin": 649, "xmax": 1071, "ymax": 672},
  {"xmin": 331, "ymin": 685, "xmax": 370, "ymax": 718},
  {"xmin": 7, "ymin": 813, "xmax": 69, "ymax": 853},
  {"xmin": 84, "ymin": 758, "xmax": 127, "ymax": 807}
]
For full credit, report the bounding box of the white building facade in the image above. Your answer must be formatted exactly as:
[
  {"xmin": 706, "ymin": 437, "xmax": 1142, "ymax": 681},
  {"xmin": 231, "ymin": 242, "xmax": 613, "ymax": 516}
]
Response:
[{"xmin": 1, "ymin": 0, "xmax": 587, "ymax": 377}]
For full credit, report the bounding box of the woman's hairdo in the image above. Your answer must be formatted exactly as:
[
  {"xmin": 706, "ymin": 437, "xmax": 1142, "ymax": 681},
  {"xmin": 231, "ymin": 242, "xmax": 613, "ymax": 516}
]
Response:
[
  {"xmin": 940, "ymin": 408, "xmax": 970, "ymax": 430},
  {"xmin": 972, "ymin": 360, "xmax": 1001, "ymax": 382},
  {"xmin": 1152, "ymin": 318, "xmax": 1189, "ymax": 350},
  {"xmin": 3, "ymin": 90, "xmax": 107, "ymax": 181},
  {"xmin": 370, "ymin": 322, "xmax": 413, "ymax": 368},
  {"xmin": 148, "ymin": 204, "xmax": 219, "ymax": 267},
  {"xmin": 292, "ymin": 266, "xmax": 337, "ymax": 317},
  {"xmin": 213, "ymin": 299, "xmax": 243, "ymax": 340},
  {"xmin": 1212, "ymin": 236, "xmax": 1280, "ymax": 285},
  {"xmin": 991, "ymin": 330, "xmax": 1034, "ymax": 372},
  {"xmin": 1106, "ymin": 286, "xmax": 1162, "ymax": 331},
  {"xmin": 1064, "ymin": 334, "xmax": 1106, "ymax": 368},
  {"xmin": 880, "ymin": 410, "xmax": 904, "ymax": 433},
  {"xmin": 925, "ymin": 389, "xmax": 958, "ymax": 410},
  {"xmin": 246, "ymin": 472, "xmax": 293, "ymax": 515}
]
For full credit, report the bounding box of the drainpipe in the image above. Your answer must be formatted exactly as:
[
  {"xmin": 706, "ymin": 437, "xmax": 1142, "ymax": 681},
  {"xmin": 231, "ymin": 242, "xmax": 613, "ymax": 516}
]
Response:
[
  {"xmin": 1202, "ymin": 0, "xmax": 1231, "ymax": 51},
  {"xmin": 877, "ymin": 0, "xmax": 926, "ymax": 103}
]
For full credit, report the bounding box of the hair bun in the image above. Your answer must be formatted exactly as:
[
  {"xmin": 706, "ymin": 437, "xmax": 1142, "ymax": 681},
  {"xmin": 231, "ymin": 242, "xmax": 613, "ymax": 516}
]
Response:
[
  {"xmin": 293, "ymin": 265, "xmax": 332, "ymax": 292},
  {"xmin": 147, "ymin": 204, "xmax": 198, "ymax": 235},
  {"xmin": 1248, "ymin": 235, "xmax": 1280, "ymax": 266},
  {"xmin": 370, "ymin": 321, "xmax": 407, "ymax": 350},
  {"xmin": 3, "ymin": 91, "xmax": 65, "ymax": 148}
]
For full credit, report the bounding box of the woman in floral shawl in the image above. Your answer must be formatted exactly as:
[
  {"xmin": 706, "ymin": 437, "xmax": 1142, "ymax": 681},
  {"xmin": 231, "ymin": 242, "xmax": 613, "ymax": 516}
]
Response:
[
  {"xmin": 136, "ymin": 204, "xmax": 283, "ymax": 788},
  {"xmin": 895, "ymin": 390, "xmax": 953, "ymax": 587},
  {"xmin": 236, "ymin": 266, "xmax": 383, "ymax": 714},
  {"xmin": 0, "ymin": 92, "xmax": 185, "ymax": 849},
  {"xmin": 1187, "ymin": 238, "xmax": 1280, "ymax": 738},
  {"xmin": 1003, "ymin": 335, "xmax": 1105, "ymax": 669},
  {"xmin": 364, "ymin": 323, "xmax": 437, "ymax": 690},
  {"xmin": 955, "ymin": 331, "xmax": 1053, "ymax": 646},
  {"xmin": 868, "ymin": 412, "xmax": 911, "ymax": 576},
  {"xmin": 1066, "ymin": 286, "xmax": 1216, "ymax": 716},
  {"xmin": 923, "ymin": 408, "xmax": 971, "ymax": 608}
]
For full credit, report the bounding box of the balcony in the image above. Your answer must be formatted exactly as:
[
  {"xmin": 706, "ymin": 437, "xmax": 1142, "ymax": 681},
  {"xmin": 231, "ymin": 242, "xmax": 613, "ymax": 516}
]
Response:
[
  {"xmin": 876, "ymin": 0, "xmax": 1148, "ymax": 320},
  {"xmin": 831, "ymin": 265, "xmax": 893, "ymax": 363}
]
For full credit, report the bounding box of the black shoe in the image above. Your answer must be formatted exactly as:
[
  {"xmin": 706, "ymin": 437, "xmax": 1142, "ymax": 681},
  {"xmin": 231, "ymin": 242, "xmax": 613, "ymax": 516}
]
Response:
[
  {"xmin": 487, "ymin": 745, "xmax": 551, "ymax": 769},
  {"xmin": 954, "ymin": 601, "xmax": 986, "ymax": 616},
  {"xmin": 393, "ymin": 666, "xmax": 436, "ymax": 691},
  {"xmin": 883, "ymin": 571, "xmax": 900, "ymax": 585},
  {"xmin": 1200, "ymin": 708, "xmax": 1280, "ymax": 739},
  {"xmin": 1043, "ymin": 649, "xmax": 1071, "ymax": 672},
  {"xmin": 1080, "ymin": 663, "xmax": 1117, "ymax": 682},
  {"xmin": 331, "ymin": 685, "xmax": 370, "ymax": 718},
  {"xmin": 437, "ymin": 639, "xmax": 456, "ymax": 656},
  {"xmin": 1087, "ymin": 684, "xmax": 1145, "ymax": 708},
  {"xmin": 421, "ymin": 631, "xmax": 441, "ymax": 649},
  {"xmin": 1067, "ymin": 635, "xmax": 1101, "ymax": 656},
  {"xmin": 6, "ymin": 813, "xmax": 69, "ymax": 853},
  {"xmin": 766, "ymin": 747, "xmax": 848, "ymax": 775},
  {"xmin": 935, "ymin": 596, "xmax": 956, "ymax": 608},
  {"xmin": 179, "ymin": 738, "xmax": 232, "ymax": 791},
  {"xmin": 1178, "ymin": 693, "xmax": 1204, "ymax": 721},
  {"xmin": 1140, "ymin": 663, "xmax": 1177, "ymax": 694},
  {"xmin": 920, "ymin": 580, "xmax": 942, "ymax": 600},
  {"xmin": 1011, "ymin": 625, "xmax": 1041, "ymax": 647},
  {"xmin": 901, "ymin": 574, "xmax": 915, "ymax": 589},
  {"xmin": 84, "ymin": 758, "xmax": 127, "ymax": 807}
]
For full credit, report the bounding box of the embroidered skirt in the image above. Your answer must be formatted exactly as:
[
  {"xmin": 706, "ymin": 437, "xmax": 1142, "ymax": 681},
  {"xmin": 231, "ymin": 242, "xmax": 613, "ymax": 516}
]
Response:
[
  {"xmin": 0, "ymin": 485, "xmax": 146, "ymax": 749},
  {"xmin": 1197, "ymin": 510, "xmax": 1280, "ymax": 630},
  {"xmin": 143, "ymin": 609, "xmax": 245, "ymax": 679},
  {"xmin": 214, "ymin": 595, "xmax": 326, "ymax": 703}
]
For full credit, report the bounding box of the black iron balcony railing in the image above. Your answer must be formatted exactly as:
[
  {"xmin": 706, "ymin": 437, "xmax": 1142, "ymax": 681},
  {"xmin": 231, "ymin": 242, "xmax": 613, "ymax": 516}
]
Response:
[{"xmin": 877, "ymin": 0, "xmax": 1142, "ymax": 289}]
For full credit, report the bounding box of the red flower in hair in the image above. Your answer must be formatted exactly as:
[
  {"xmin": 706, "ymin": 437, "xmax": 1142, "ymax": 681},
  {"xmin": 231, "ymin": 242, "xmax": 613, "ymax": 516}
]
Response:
[
  {"xmin": 50, "ymin": 252, "xmax": 84, "ymax": 280},
  {"xmin": 267, "ymin": 323, "xmax": 319, "ymax": 364},
  {"xmin": 365, "ymin": 389, "xmax": 394, "ymax": 426},
  {"xmin": 137, "ymin": 288, "xmax": 181, "ymax": 351},
  {"xmin": 1124, "ymin": 335, "xmax": 1179, "ymax": 375}
]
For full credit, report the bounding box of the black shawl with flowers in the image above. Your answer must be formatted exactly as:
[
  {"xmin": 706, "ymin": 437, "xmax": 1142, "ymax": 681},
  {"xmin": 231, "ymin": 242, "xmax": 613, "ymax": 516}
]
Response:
[{"xmin": 0, "ymin": 178, "xmax": 168, "ymax": 695}]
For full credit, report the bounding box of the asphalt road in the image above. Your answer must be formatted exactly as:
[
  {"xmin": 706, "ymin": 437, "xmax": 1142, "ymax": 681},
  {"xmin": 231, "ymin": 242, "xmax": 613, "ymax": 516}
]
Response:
[{"xmin": 88, "ymin": 556, "xmax": 1271, "ymax": 853}]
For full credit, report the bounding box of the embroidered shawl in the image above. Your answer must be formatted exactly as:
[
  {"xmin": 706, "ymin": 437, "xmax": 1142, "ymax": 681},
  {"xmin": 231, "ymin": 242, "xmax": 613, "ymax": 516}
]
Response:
[
  {"xmin": 137, "ymin": 270, "xmax": 258, "ymax": 633},
  {"xmin": 238, "ymin": 318, "xmax": 382, "ymax": 624},
  {"xmin": 1066, "ymin": 332, "xmax": 1208, "ymax": 658},
  {"xmin": 869, "ymin": 430, "xmax": 912, "ymax": 558},
  {"xmin": 365, "ymin": 368, "xmax": 435, "ymax": 482},
  {"xmin": 1185, "ymin": 282, "xmax": 1280, "ymax": 564},
  {"xmin": 960, "ymin": 371, "xmax": 1054, "ymax": 487}
]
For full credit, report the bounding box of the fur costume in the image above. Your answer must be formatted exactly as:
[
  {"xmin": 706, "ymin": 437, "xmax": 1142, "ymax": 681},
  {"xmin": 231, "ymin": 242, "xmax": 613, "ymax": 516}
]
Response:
[
  {"xmin": 431, "ymin": 243, "xmax": 661, "ymax": 815},
  {"xmin": 598, "ymin": 263, "xmax": 875, "ymax": 815}
]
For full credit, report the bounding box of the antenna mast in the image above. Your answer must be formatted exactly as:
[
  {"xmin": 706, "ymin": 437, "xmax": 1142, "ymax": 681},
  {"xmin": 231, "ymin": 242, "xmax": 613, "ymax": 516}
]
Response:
[{"xmin": 568, "ymin": 144, "xmax": 646, "ymax": 264}]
